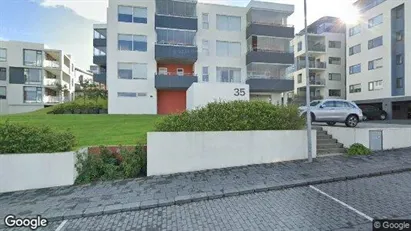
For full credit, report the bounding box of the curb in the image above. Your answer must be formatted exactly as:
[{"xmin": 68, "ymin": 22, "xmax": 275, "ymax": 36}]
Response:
[{"xmin": 1, "ymin": 165, "xmax": 410, "ymax": 228}]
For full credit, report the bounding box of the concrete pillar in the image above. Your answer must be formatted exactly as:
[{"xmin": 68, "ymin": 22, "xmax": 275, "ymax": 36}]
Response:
[{"xmin": 382, "ymin": 100, "xmax": 392, "ymax": 120}]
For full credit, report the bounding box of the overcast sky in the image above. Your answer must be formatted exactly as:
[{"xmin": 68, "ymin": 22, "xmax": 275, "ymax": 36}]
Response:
[{"xmin": 0, "ymin": 0, "xmax": 356, "ymax": 70}]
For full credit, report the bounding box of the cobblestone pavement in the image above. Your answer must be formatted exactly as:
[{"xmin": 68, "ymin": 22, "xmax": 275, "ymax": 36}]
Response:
[
  {"xmin": 1, "ymin": 148, "xmax": 411, "ymax": 226},
  {"xmin": 3, "ymin": 172, "xmax": 411, "ymax": 231}
]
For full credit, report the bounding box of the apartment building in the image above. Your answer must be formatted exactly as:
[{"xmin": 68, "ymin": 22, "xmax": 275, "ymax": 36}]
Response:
[
  {"xmin": 290, "ymin": 16, "xmax": 346, "ymax": 105},
  {"xmin": 0, "ymin": 40, "xmax": 78, "ymax": 114},
  {"xmin": 347, "ymin": 0, "xmax": 410, "ymax": 119},
  {"xmin": 94, "ymin": 0, "xmax": 295, "ymax": 115}
]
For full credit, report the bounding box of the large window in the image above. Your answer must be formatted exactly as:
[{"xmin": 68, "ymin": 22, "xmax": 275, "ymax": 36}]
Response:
[
  {"xmin": 0, "ymin": 48, "xmax": 6, "ymax": 62},
  {"xmin": 202, "ymin": 40, "xmax": 209, "ymax": 56},
  {"xmin": 216, "ymin": 41, "xmax": 241, "ymax": 57},
  {"xmin": 368, "ymin": 14, "xmax": 383, "ymax": 28},
  {"xmin": 118, "ymin": 34, "xmax": 147, "ymax": 51},
  {"xmin": 369, "ymin": 80, "xmax": 383, "ymax": 91},
  {"xmin": 216, "ymin": 15, "xmax": 241, "ymax": 31},
  {"xmin": 202, "ymin": 66, "xmax": 209, "ymax": 82},
  {"xmin": 368, "ymin": 58, "xmax": 383, "ymax": 70},
  {"xmin": 349, "ymin": 64, "xmax": 361, "ymax": 74},
  {"xmin": 216, "ymin": 67, "xmax": 241, "ymax": 83},
  {"xmin": 118, "ymin": 6, "xmax": 147, "ymax": 23},
  {"xmin": 349, "ymin": 84, "xmax": 361, "ymax": 93},
  {"xmin": 349, "ymin": 24, "xmax": 361, "ymax": 37},
  {"xmin": 0, "ymin": 86, "xmax": 5, "ymax": 99},
  {"xmin": 202, "ymin": 13, "xmax": 209, "ymax": 29},
  {"xmin": 23, "ymin": 86, "xmax": 42, "ymax": 103},
  {"xmin": 156, "ymin": 29, "xmax": 196, "ymax": 46},
  {"xmin": 368, "ymin": 36, "xmax": 383, "ymax": 49},
  {"xmin": 349, "ymin": 44, "xmax": 361, "ymax": 56},
  {"xmin": 156, "ymin": 0, "xmax": 196, "ymax": 17},
  {"xmin": 24, "ymin": 49, "xmax": 43, "ymax": 67},
  {"xmin": 297, "ymin": 42, "xmax": 302, "ymax": 51},
  {"xmin": 329, "ymin": 41, "xmax": 341, "ymax": 48},
  {"xmin": 24, "ymin": 68, "xmax": 42, "ymax": 84},
  {"xmin": 0, "ymin": 67, "xmax": 6, "ymax": 81},
  {"xmin": 328, "ymin": 73, "xmax": 341, "ymax": 81},
  {"xmin": 118, "ymin": 63, "xmax": 147, "ymax": 79},
  {"xmin": 329, "ymin": 89, "xmax": 341, "ymax": 97},
  {"xmin": 329, "ymin": 57, "xmax": 341, "ymax": 65}
]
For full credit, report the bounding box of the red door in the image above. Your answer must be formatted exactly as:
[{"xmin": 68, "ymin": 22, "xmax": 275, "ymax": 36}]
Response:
[{"xmin": 157, "ymin": 91, "xmax": 186, "ymax": 115}]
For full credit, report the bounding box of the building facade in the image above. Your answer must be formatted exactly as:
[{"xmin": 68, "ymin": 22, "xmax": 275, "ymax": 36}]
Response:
[
  {"xmin": 95, "ymin": 0, "xmax": 295, "ymax": 115},
  {"xmin": 290, "ymin": 16, "xmax": 346, "ymax": 105},
  {"xmin": 0, "ymin": 40, "xmax": 79, "ymax": 114},
  {"xmin": 346, "ymin": 0, "xmax": 410, "ymax": 119}
]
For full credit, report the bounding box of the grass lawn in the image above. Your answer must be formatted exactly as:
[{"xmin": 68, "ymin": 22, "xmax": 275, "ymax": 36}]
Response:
[{"xmin": 0, "ymin": 114, "xmax": 162, "ymax": 148}]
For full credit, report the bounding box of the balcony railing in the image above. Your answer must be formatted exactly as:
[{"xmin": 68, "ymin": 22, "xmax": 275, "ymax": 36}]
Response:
[
  {"xmin": 247, "ymin": 71, "xmax": 290, "ymax": 80},
  {"xmin": 309, "ymin": 78, "xmax": 325, "ymax": 85},
  {"xmin": 297, "ymin": 62, "xmax": 327, "ymax": 70},
  {"xmin": 308, "ymin": 44, "xmax": 326, "ymax": 52},
  {"xmin": 247, "ymin": 21, "xmax": 293, "ymax": 28},
  {"xmin": 156, "ymin": 72, "xmax": 196, "ymax": 77},
  {"xmin": 43, "ymin": 78, "xmax": 59, "ymax": 86},
  {"xmin": 43, "ymin": 96, "xmax": 68, "ymax": 104},
  {"xmin": 44, "ymin": 60, "xmax": 60, "ymax": 68}
]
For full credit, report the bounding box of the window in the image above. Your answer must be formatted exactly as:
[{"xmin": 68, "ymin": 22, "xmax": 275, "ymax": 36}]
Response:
[
  {"xmin": 216, "ymin": 15, "xmax": 241, "ymax": 31},
  {"xmin": 297, "ymin": 74, "xmax": 302, "ymax": 83},
  {"xmin": 216, "ymin": 41, "xmax": 241, "ymax": 57},
  {"xmin": 349, "ymin": 64, "xmax": 361, "ymax": 74},
  {"xmin": 202, "ymin": 40, "xmax": 209, "ymax": 56},
  {"xmin": 216, "ymin": 67, "xmax": 241, "ymax": 83},
  {"xmin": 349, "ymin": 84, "xmax": 362, "ymax": 93},
  {"xmin": 329, "ymin": 57, "xmax": 341, "ymax": 65},
  {"xmin": 323, "ymin": 101, "xmax": 336, "ymax": 108},
  {"xmin": 118, "ymin": 6, "xmax": 147, "ymax": 23},
  {"xmin": 329, "ymin": 89, "xmax": 341, "ymax": 97},
  {"xmin": 0, "ymin": 68, "xmax": 6, "ymax": 81},
  {"xmin": 24, "ymin": 49, "xmax": 42, "ymax": 67},
  {"xmin": 158, "ymin": 67, "xmax": 167, "ymax": 75},
  {"xmin": 118, "ymin": 63, "xmax": 147, "ymax": 79},
  {"xmin": 24, "ymin": 68, "xmax": 42, "ymax": 84},
  {"xmin": 369, "ymin": 80, "xmax": 383, "ymax": 91},
  {"xmin": 396, "ymin": 31, "xmax": 404, "ymax": 41},
  {"xmin": 349, "ymin": 44, "xmax": 361, "ymax": 56},
  {"xmin": 0, "ymin": 48, "xmax": 6, "ymax": 62},
  {"xmin": 368, "ymin": 36, "xmax": 383, "ymax": 49},
  {"xmin": 329, "ymin": 41, "xmax": 341, "ymax": 48},
  {"xmin": 297, "ymin": 42, "xmax": 302, "ymax": 51},
  {"xmin": 202, "ymin": 13, "xmax": 209, "ymax": 29},
  {"xmin": 328, "ymin": 73, "xmax": 341, "ymax": 81},
  {"xmin": 368, "ymin": 14, "xmax": 383, "ymax": 28},
  {"xmin": 137, "ymin": 93, "xmax": 147, "ymax": 97},
  {"xmin": 395, "ymin": 7, "xmax": 403, "ymax": 19},
  {"xmin": 23, "ymin": 86, "xmax": 42, "ymax": 103},
  {"xmin": 118, "ymin": 34, "xmax": 147, "ymax": 51},
  {"xmin": 0, "ymin": 86, "xmax": 5, "ymax": 99},
  {"xmin": 396, "ymin": 78, "xmax": 403, "ymax": 88},
  {"xmin": 202, "ymin": 66, "xmax": 209, "ymax": 82},
  {"xmin": 368, "ymin": 58, "xmax": 383, "ymax": 70},
  {"xmin": 349, "ymin": 25, "xmax": 361, "ymax": 36},
  {"xmin": 118, "ymin": 92, "xmax": 137, "ymax": 97},
  {"xmin": 396, "ymin": 54, "xmax": 404, "ymax": 65},
  {"xmin": 177, "ymin": 68, "xmax": 184, "ymax": 76}
]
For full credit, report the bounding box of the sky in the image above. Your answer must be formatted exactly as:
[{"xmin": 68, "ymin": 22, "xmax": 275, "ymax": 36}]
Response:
[{"xmin": 0, "ymin": 0, "xmax": 356, "ymax": 70}]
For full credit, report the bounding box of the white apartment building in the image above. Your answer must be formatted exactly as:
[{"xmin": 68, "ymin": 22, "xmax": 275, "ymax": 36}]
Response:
[
  {"xmin": 346, "ymin": 0, "xmax": 410, "ymax": 119},
  {"xmin": 95, "ymin": 0, "xmax": 296, "ymax": 115},
  {"xmin": 0, "ymin": 40, "xmax": 79, "ymax": 114},
  {"xmin": 290, "ymin": 16, "xmax": 346, "ymax": 105}
]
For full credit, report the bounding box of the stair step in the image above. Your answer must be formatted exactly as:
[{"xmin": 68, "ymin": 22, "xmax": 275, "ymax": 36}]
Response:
[
  {"xmin": 317, "ymin": 143, "xmax": 344, "ymax": 149},
  {"xmin": 317, "ymin": 134, "xmax": 332, "ymax": 139},
  {"xmin": 316, "ymin": 131, "xmax": 328, "ymax": 135},
  {"xmin": 317, "ymin": 147, "xmax": 346, "ymax": 154},
  {"xmin": 317, "ymin": 138, "xmax": 338, "ymax": 144}
]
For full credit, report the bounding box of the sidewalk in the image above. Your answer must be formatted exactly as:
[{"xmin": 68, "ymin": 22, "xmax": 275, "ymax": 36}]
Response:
[{"xmin": 1, "ymin": 148, "xmax": 411, "ymax": 226}]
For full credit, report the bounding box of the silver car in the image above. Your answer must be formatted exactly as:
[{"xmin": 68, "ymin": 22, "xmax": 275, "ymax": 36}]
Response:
[{"xmin": 299, "ymin": 99, "xmax": 364, "ymax": 127}]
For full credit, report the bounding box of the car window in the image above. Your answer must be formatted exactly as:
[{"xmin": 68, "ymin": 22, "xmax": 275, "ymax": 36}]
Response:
[
  {"xmin": 335, "ymin": 101, "xmax": 345, "ymax": 107},
  {"xmin": 344, "ymin": 102, "xmax": 355, "ymax": 108},
  {"xmin": 310, "ymin": 101, "xmax": 321, "ymax": 106},
  {"xmin": 322, "ymin": 101, "xmax": 335, "ymax": 107}
]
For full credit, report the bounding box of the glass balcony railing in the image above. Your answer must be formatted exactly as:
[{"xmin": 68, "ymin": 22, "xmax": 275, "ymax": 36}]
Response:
[
  {"xmin": 297, "ymin": 62, "xmax": 327, "ymax": 70},
  {"xmin": 156, "ymin": 28, "xmax": 196, "ymax": 46},
  {"xmin": 44, "ymin": 60, "xmax": 60, "ymax": 68}
]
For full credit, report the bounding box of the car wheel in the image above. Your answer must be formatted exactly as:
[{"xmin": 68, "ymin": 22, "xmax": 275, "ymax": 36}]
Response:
[
  {"xmin": 326, "ymin": 122, "xmax": 336, "ymax": 126},
  {"xmin": 380, "ymin": 113, "xmax": 387, "ymax": 120},
  {"xmin": 345, "ymin": 115, "xmax": 359, "ymax": 128}
]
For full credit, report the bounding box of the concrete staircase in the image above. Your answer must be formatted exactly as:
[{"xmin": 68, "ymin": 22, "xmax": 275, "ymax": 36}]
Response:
[{"xmin": 313, "ymin": 126, "xmax": 346, "ymax": 156}]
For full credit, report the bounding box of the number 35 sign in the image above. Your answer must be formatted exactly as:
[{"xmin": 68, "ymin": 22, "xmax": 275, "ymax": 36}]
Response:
[{"xmin": 234, "ymin": 88, "xmax": 246, "ymax": 96}]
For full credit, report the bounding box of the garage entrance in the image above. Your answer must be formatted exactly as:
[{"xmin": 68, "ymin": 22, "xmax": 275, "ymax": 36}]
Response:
[{"xmin": 157, "ymin": 90, "xmax": 186, "ymax": 115}]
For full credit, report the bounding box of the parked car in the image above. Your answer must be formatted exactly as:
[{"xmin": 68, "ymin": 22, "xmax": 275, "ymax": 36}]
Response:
[
  {"xmin": 299, "ymin": 99, "xmax": 364, "ymax": 127},
  {"xmin": 358, "ymin": 105, "xmax": 387, "ymax": 120}
]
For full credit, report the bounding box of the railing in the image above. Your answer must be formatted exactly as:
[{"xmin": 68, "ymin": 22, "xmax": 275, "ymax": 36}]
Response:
[
  {"xmin": 294, "ymin": 95, "xmax": 324, "ymax": 101},
  {"xmin": 156, "ymin": 72, "xmax": 196, "ymax": 76},
  {"xmin": 43, "ymin": 96, "xmax": 66, "ymax": 104},
  {"xmin": 309, "ymin": 78, "xmax": 326, "ymax": 85},
  {"xmin": 43, "ymin": 78, "xmax": 59, "ymax": 86},
  {"xmin": 247, "ymin": 21, "xmax": 294, "ymax": 28},
  {"xmin": 247, "ymin": 48, "xmax": 291, "ymax": 53},
  {"xmin": 297, "ymin": 62, "xmax": 327, "ymax": 70},
  {"xmin": 247, "ymin": 72, "xmax": 290, "ymax": 80},
  {"xmin": 308, "ymin": 44, "xmax": 326, "ymax": 52},
  {"xmin": 44, "ymin": 60, "xmax": 60, "ymax": 68}
]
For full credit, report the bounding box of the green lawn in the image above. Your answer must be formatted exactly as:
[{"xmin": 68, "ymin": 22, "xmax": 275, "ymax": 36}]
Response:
[{"xmin": 0, "ymin": 114, "xmax": 162, "ymax": 148}]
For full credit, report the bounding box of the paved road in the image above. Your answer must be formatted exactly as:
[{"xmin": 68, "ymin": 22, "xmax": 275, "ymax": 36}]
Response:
[{"xmin": 3, "ymin": 172, "xmax": 411, "ymax": 231}]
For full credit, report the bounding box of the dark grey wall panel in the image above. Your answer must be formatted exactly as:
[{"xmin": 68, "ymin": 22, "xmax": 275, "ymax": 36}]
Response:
[
  {"xmin": 155, "ymin": 74, "xmax": 197, "ymax": 90},
  {"xmin": 93, "ymin": 38, "xmax": 107, "ymax": 47},
  {"xmin": 246, "ymin": 79, "xmax": 294, "ymax": 92},
  {"xmin": 93, "ymin": 73, "xmax": 106, "ymax": 84},
  {"xmin": 93, "ymin": 56, "xmax": 106, "ymax": 65},
  {"xmin": 155, "ymin": 45, "xmax": 198, "ymax": 63},
  {"xmin": 246, "ymin": 24, "xmax": 294, "ymax": 38},
  {"xmin": 9, "ymin": 67, "xmax": 25, "ymax": 84},
  {"xmin": 155, "ymin": 15, "xmax": 198, "ymax": 31},
  {"xmin": 246, "ymin": 51, "xmax": 294, "ymax": 65}
]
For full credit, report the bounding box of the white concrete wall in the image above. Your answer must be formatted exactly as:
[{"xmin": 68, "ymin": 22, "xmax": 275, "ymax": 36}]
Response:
[
  {"xmin": 147, "ymin": 130, "xmax": 317, "ymax": 176},
  {"xmin": 0, "ymin": 152, "xmax": 77, "ymax": 193},
  {"xmin": 187, "ymin": 82, "xmax": 249, "ymax": 110},
  {"xmin": 323, "ymin": 126, "xmax": 411, "ymax": 150},
  {"xmin": 107, "ymin": 0, "xmax": 157, "ymax": 115}
]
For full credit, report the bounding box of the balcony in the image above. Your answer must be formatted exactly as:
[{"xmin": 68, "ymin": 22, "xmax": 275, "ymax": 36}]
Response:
[
  {"xmin": 44, "ymin": 60, "xmax": 60, "ymax": 69},
  {"xmin": 155, "ymin": 44, "xmax": 197, "ymax": 63},
  {"xmin": 246, "ymin": 50, "xmax": 294, "ymax": 65},
  {"xmin": 93, "ymin": 38, "xmax": 107, "ymax": 47},
  {"xmin": 43, "ymin": 96, "xmax": 69, "ymax": 104},
  {"xmin": 93, "ymin": 55, "xmax": 106, "ymax": 65},
  {"xmin": 246, "ymin": 22, "xmax": 294, "ymax": 38},
  {"xmin": 309, "ymin": 78, "xmax": 325, "ymax": 86},
  {"xmin": 297, "ymin": 62, "xmax": 327, "ymax": 70},
  {"xmin": 155, "ymin": 72, "xmax": 198, "ymax": 90},
  {"xmin": 308, "ymin": 44, "xmax": 326, "ymax": 52},
  {"xmin": 246, "ymin": 74, "xmax": 293, "ymax": 93},
  {"xmin": 43, "ymin": 78, "xmax": 60, "ymax": 87},
  {"xmin": 93, "ymin": 72, "xmax": 106, "ymax": 84},
  {"xmin": 155, "ymin": 14, "xmax": 197, "ymax": 31}
]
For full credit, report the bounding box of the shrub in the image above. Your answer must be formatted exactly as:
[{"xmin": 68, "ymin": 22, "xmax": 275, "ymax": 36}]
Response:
[
  {"xmin": 0, "ymin": 122, "xmax": 76, "ymax": 154},
  {"xmin": 75, "ymin": 144, "xmax": 147, "ymax": 184},
  {"xmin": 347, "ymin": 143, "xmax": 372, "ymax": 156},
  {"xmin": 155, "ymin": 101, "xmax": 305, "ymax": 132},
  {"xmin": 48, "ymin": 99, "xmax": 107, "ymax": 114}
]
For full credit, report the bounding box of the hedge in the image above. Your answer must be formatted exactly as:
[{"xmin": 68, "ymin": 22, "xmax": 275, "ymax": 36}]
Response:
[
  {"xmin": 0, "ymin": 122, "xmax": 76, "ymax": 154},
  {"xmin": 155, "ymin": 101, "xmax": 305, "ymax": 132},
  {"xmin": 48, "ymin": 101, "xmax": 107, "ymax": 114}
]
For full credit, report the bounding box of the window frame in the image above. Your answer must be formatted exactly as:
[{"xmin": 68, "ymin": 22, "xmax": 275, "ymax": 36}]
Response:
[
  {"xmin": 349, "ymin": 24, "xmax": 361, "ymax": 37},
  {"xmin": 349, "ymin": 44, "xmax": 361, "ymax": 56},
  {"xmin": 368, "ymin": 14, "xmax": 383, "ymax": 28},
  {"xmin": 118, "ymin": 5, "xmax": 147, "ymax": 24},
  {"xmin": 328, "ymin": 73, "xmax": 341, "ymax": 81},
  {"xmin": 216, "ymin": 40, "xmax": 241, "ymax": 57},
  {"xmin": 0, "ymin": 67, "xmax": 6, "ymax": 81},
  {"xmin": 368, "ymin": 57, "xmax": 383, "ymax": 70},
  {"xmin": 329, "ymin": 57, "xmax": 341, "ymax": 65},
  {"xmin": 202, "ymin": 13, "xmax": 209, "ymax": 29},
  {"xmin": 23, "ymin": 49, "xmax": 43, "ymax": 67},
  {"xmin": 328, "ymin": 89, "xmax": 341, "ymax": 97},
  {"xmin": 349, "ymin": 84, "xmax": 362, "ymax": 93},
  {"xmin": 202, "ymin": 39, "xmax": 209, "ymax": 56},
  {"xmin": 0, "ymin": 86, "xmax": 6, "ymax": 99},
  {"xmin": 24, "ymin": 68, "xmax": 42, "ymax": 84},
  {"xmin": 349, "ymin": 64, "xmax": 362, "ymax": 75},
  {"xmin": 0, "ymin": 48, "xmax": 6, "ymax": 62},
  {"xmin": 118, "ymin": 34, "xmax": 147, "ymax": 52},
  {"xmin": 117, "ymin": 62, "xmax": 148, "ymax": 80},
  {"xmin": 202, "ymin": 66, "xmax": 209, "ymax": 82},
  {"xmin": 328, "ymin": 41, "xmax": 341, "ymax": 49},
  {"xmin": 117, "ymin": 92, "xmax": 137, "ymax": 97},
  {"xmin": 23, "ymin": 86, "xmax": 42, "ymax": 103},
  {"xmin": 368, "ymin": 36, "xmax": 383, "ymax": 50},
  {"xmin": 216, "ymin": 14, "xmax": 241, "ymax": 32}
]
